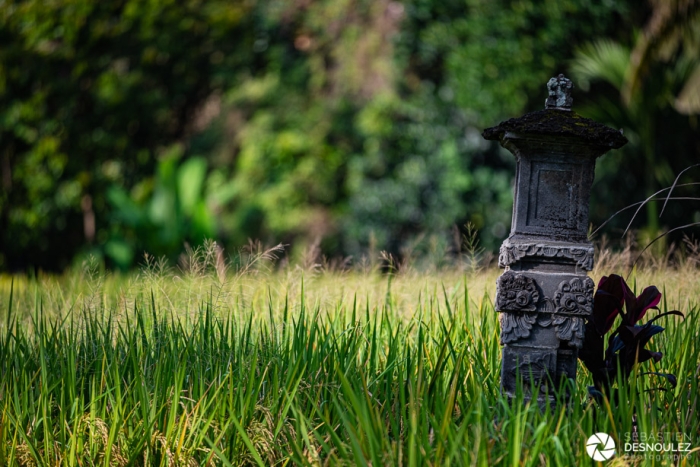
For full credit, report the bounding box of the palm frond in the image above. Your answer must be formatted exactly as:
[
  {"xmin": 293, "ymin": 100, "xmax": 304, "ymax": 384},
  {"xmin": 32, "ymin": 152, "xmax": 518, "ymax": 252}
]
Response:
[
  {"xmin": 570, "ymin": 40, "xmax": 630, "ymax": 93},
  {"xmin": 625, "ymin": 0, "xmax": 700, "ymax": 104},
  {"xmin": 675, "ymin": 63, "xmax": 700, "ymax": 114}
]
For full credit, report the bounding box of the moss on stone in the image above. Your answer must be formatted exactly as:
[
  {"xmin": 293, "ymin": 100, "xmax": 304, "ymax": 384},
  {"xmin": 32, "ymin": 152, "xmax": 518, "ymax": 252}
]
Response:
[{"xmin": 482, "ymin": 109, "xmax": 628, "ymax": 149}]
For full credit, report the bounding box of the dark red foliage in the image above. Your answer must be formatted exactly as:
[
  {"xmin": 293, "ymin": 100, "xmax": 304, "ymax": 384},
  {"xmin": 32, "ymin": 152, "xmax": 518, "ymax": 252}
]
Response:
[{"xmin": 579, "ymin": 274, "xmax": 682, "ymax": 397}]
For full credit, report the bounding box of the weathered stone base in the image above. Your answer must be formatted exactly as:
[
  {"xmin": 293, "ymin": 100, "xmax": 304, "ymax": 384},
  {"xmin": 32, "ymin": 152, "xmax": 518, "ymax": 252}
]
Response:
[
  {"xmin": 501, "ymin": 344, "xmax": 578, "ymax": 407},
  {"xmin": 495, "ymin": 257, "xmax": 591, "ymax": 407}
]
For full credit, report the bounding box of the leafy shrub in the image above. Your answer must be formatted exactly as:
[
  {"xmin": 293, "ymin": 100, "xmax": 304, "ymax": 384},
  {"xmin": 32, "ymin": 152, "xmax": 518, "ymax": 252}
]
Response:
[{"xmin": 579, "ymin": 274, "xmax": 683, "ymax": 397}]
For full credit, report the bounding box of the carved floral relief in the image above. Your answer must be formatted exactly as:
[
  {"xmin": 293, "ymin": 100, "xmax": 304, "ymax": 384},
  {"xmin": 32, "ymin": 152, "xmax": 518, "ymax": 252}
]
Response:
[
  {"xmin": 552, "ymin": 315, "xmax": 586, "ymax": 348},
  {"xmin": 496, "ymin": 271, "xmax": 540, "ymax": 312},
  {"xmin": 499, "ymin": 312, "xmax": 538, "ymax": 344},
  {"xmin": 553, "ymin": 277, "xmax": 595, "ymax": 315},
  {"xmin": 498, "ymin": 242, "xmax": 594, "ymax": 271}
]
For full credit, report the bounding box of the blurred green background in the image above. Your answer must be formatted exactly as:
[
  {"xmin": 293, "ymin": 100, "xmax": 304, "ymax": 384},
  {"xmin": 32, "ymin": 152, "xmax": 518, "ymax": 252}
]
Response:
[{"xmin": 0, "ymin": 0, "xmax": 698, "ymax": 271}]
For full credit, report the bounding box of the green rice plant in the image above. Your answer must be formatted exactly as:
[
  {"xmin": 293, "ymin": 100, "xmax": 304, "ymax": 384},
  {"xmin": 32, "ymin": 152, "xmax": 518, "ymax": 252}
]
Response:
[{"xmin": 0, "ymin": 262, "xmax": 697, "ymax": 466}]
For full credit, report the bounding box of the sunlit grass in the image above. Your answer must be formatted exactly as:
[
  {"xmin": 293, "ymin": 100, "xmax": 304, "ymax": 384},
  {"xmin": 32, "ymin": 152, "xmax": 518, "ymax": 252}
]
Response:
[{"xmin": 0, "ymin": 248, "xmax": 697, "ymax": 466}]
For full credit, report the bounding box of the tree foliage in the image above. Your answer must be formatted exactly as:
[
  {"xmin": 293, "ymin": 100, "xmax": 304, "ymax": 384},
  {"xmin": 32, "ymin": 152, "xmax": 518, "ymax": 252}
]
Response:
[
  {"xmin": 0, "ymin": 0, "xmax": 252, "ymax": 269},
  {"xmin": 200, "ymin": 0, "xmax": 636, "ymax": 261},
  {"xmin": 3, "ymin": 0, "xmax": 692, "ymax": 271},
  {"xmin": 571, "ymin": 2, "xmax": 700, "ymax": 240}
]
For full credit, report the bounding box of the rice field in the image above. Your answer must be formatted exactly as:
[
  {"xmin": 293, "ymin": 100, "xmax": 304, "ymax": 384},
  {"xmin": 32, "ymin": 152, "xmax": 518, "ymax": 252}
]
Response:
[{"xmin": 0, "ymin": 248, "xmax": 698, "ymax": 466}]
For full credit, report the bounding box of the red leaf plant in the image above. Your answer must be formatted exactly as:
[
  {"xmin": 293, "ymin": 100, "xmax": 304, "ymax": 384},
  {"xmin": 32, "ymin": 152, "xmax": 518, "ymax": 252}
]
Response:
[{"xmin": 578, "ymin": 274, "xmax": 683, "ymax": 398}]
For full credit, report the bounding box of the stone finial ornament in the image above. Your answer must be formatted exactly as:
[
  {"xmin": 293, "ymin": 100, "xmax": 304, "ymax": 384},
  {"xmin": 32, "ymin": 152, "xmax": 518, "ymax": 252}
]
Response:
[{"xmin": 545, "ymin": 74, "xmax": 573, "ymax": 110}]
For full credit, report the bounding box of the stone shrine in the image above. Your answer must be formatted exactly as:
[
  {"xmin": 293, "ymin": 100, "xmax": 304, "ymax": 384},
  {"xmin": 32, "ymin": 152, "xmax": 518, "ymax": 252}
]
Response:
[{"xmin": 482, "ymin": 74, "xmax": 628, "ymax": 406}]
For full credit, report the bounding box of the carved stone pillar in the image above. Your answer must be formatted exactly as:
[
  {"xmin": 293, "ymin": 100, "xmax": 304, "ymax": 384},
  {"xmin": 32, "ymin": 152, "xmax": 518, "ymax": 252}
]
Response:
[{"xmin": 482, "ymin": 75, "xmax": 627, "ymax": 406}]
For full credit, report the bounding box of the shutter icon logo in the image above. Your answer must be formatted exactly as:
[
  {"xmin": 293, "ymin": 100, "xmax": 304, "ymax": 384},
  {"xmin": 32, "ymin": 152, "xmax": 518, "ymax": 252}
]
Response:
[{"xmin": 586, "ymin": 432, "xmax": 616, "ymax": 461}]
